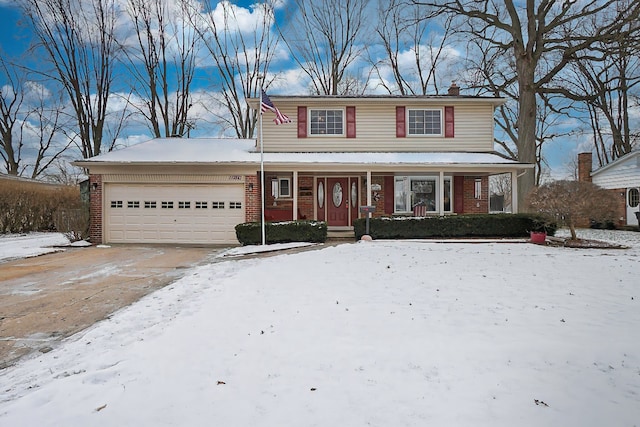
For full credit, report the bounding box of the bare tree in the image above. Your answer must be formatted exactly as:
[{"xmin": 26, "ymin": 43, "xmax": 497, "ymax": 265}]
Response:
[
  {"xmin": 416, "ymin": 0, "xmax": 640, "ymax": 209},
  {"xmin": 191, "ymin": 1, "xmax": 280, "ymax": 138},
  {"xmin": 21, "ymin": 0, "xmax": 122, "ymax": 158},
  {"xmin": 20, "ymin": 89, "xmax": 73, "ymax": 179},
  {"xmin": 373, "ymin": 0, "xmax": 455, "ymax": 95},
  {"xmin": 0, "ymin": 56, "xmax": 24, "ymax": 175},
  {"xmin": 281, "ymin": 0, "xmax": 368, "ymax": 95},
  {"xmin": 526, "ymin": 180, "xmax": 619, "ymax": 240},
  {"xmin": 555, "ymin": 9, "xmax": 640, "ymax": 166},
  {"xmin": 124, "ymin": 0, "xmax": 199, "ymax": 138}
]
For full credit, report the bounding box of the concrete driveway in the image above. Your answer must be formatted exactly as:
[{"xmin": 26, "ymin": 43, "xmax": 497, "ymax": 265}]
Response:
[{"xmin": 0, "ymin": 245, "xmax": 221, "ymax": 369}]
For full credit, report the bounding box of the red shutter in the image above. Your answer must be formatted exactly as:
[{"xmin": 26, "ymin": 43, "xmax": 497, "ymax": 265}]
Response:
[
  {"xmin": 444, "ymin": 106, "xmax": 454, "ymax": 138},
  {"xmin": 454, "ymin": 176, "xmax": 464, "ymax": 213},
  {"xmin": 346, "ymin": 106, "xmax": 356, "ymax": 138},
  {"xmin": 384, "ymin": 176, "xmax": 395, "ymax": 214},
  {"xmin": 396, "ymin": 106, "xmax": 406, "ymax": 138},
  {"xmin": 297, "ymin": 106, "xmax": 307, "ymax": 138}
]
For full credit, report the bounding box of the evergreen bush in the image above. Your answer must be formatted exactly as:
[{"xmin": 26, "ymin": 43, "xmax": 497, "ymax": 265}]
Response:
[{"xmin": 235, "ymin": 220, "xmax": 328, "ymax": 245}]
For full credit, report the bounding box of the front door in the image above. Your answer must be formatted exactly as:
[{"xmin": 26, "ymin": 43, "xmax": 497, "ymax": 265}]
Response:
[{"xmin": 327, "ymin": 178, "xmax": 349, "ymax": 226}]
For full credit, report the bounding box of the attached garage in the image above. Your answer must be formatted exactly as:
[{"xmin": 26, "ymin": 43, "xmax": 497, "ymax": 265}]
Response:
[{"xmin": 104, "ymin": 183, "xmax": 244, "ymax": 244}]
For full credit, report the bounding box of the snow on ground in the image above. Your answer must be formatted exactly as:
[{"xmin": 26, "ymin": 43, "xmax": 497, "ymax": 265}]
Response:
[
  {"xmin": 0, "ymin": 232, "xmax": 70, "ymax": 262},
  {"xmin": 1, "ymin": 229, "xmax": 639, "ymax": 426}
]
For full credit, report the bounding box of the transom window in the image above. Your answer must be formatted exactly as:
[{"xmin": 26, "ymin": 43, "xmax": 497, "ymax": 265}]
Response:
[
  {"xmin": 310, "ymin": 109, "xmax": 343, "ymax": 135},
  {"xmin": 408, "ymin": 109, "xmax": 442, "ymax": 135}
]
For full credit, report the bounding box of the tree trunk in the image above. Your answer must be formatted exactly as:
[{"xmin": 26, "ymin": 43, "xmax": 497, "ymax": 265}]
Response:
[{"xmin": 516, "ymin": 60, "xmax": 538, "ymax": 211}]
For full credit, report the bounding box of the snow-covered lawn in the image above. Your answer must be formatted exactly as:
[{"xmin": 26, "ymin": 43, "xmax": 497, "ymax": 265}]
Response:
[
  {"xmin": 0, "ymin": 232, "xmax": 70, "ymax": 262},
  {"xmin": 1, "ymin": 229, "xmax": 639, "ymax": 426}
]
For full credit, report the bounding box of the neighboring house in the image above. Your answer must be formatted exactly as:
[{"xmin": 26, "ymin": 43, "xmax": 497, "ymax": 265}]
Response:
[
  {"xmin": 74, "ymin": 84, "xmax": 533, "ymax": 245},
  {"xmin": 0, "ymin": 172, "xmax": 69, "ymax": 190},
  {"xmin": 578, "ymin": 151, "xmax": 640, "ymax": 226}
]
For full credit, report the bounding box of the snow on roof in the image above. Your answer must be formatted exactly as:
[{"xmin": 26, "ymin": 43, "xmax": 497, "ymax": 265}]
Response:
[{"xmin": 75, "ymin": 137, "xmax": 530, "ymax": 167}]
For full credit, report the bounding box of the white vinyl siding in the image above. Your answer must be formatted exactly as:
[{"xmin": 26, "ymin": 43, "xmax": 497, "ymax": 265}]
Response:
[
  {"xmin": 592, "ymin": 155, "xmax": 640, "ymax": 190},
  {"xmin": 105, "ymin": 183, "xmax": 243, "ymax": 244},
  {"xmin": 261, "ymin": 101, "xmax": 495, "ymax": 152}
]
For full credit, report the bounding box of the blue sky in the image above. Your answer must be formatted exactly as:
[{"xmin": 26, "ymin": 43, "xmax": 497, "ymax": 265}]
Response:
[{"xmin": 0, "ymin": 0, "xmax": 595, "ymax": 178}]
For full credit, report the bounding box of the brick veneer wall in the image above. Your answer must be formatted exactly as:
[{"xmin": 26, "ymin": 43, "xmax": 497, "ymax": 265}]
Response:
[
  {"xmin": 89, "ymin": 174, "xmax": 103, "ymax": 244},
  {"xmin": 462, "ymin": 176, "xmax": 489, "ymax": 214},
  {"xmin": 578, "ymin": 152, "xmax": 593, "ymax": 183},
  {"xmin": 245, "ymin": 174, "xmax": 260, "ymax": 222},
  {"xmin": 298, "ymin": 176, "xmax": 314, "ymax": 219}
]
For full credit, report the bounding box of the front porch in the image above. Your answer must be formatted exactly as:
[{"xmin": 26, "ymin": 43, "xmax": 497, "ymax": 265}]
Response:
[{"xmin": 245, "ymin": 169, "xmax": 525, "ymax": 230}]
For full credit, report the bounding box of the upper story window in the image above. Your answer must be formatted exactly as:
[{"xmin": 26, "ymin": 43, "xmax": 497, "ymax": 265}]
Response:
[
  {"xmin": 310, "ymin": 109, "xmax": 343, "ymax": 135},
  {"xmin": 408, "ymin": 109, "xmax": 442, "ymax": 136}
]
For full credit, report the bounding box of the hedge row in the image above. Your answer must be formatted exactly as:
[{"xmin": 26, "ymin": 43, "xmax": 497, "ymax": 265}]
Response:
[
  {"xmin": 0, "ymin": 180, "xmax": 84, "ymax": 234},
  {"xmin": 235, "ymin": 221, "xmax": 328, "ymax": 245},
  {"xmin": 353, "ymin": 214, "xmax": 557, "ymax": 240}
]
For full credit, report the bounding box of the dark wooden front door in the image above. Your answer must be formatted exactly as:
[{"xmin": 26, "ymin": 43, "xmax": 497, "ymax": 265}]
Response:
[{"xmin": 327, "ymin": 178, "xmax": 349, "ymax": 226}]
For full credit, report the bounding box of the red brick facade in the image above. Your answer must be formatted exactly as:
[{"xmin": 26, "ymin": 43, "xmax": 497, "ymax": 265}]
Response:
[
  {"xmin": 89, "ymin": 174, "xmax": 103, "ymax": 244},
  {"xmin": 248, "ymin": 174, "xmax": 491, "ymax": 223}
]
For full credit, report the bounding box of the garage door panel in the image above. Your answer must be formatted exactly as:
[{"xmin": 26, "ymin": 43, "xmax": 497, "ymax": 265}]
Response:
[{"xmin": 105, "ymin": 184, "xmax": 243, "ymax": 244}]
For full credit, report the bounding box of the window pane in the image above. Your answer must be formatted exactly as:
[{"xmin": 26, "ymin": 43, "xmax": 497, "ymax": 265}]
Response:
[
  {"xmin": 310, "ymin": 110, "xmax": 343, "ymax": 135},
  {"xmin": 411, "ymin": 179, "xmax": 436, "ymax": 212},
  {"xmin": 408, "ymin": 110, "xmax": 441, "ymax": 135},
  {"xmin": 629, "ymin": 188, "xmax": 639, "ymax": 208},
  {"xmin": 279, "ymin": 179, "xmax": 290, "ymax": 197},
  {"xmin": 395, "ymin": 177, "xmax": 408, "ymax": 212}
]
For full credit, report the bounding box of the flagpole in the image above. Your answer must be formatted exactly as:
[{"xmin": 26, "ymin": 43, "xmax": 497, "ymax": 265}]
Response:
[{"xmin": 258, "ymin": 82, "xmax": 266, "ymax": 246}]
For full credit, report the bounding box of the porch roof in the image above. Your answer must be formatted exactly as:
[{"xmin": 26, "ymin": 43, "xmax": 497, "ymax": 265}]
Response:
[{"xmin": 73, "ymin": 137, "xmax": 533, "ymax": 171}]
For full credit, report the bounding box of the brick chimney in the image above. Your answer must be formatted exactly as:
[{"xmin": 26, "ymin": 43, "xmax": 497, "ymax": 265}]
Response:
[
  {"xmin": 447, "ymin": 82, "xmax": 460, "ymax": 96},
  {"xmin": 578, "ymin": 152, "xmax": 592, "ymax": 182}
]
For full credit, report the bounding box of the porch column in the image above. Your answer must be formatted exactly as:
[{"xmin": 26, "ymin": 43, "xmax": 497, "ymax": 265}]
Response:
[
  {"xmin": 366, "ymin": 170, "xmax": 372, "ymax": 205},
  {"xmin": 439, "ymin": 171, "xmax": 445, "ymax": 216},
  {"xmin": 511, "ymin": 171, "xmax": 519, "ymax": 213},
  {"xmin": 293, "ymin": 170, "xmax": 299, "ymax": 219}
]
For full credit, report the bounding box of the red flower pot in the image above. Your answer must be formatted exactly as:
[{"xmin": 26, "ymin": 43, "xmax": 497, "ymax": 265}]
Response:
[{"xmin": 530, "ymin": 231, "xmax": 547, "ymax": 244}]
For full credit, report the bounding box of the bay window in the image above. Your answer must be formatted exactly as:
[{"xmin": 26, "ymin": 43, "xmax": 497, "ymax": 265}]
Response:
[{"xmin": 394, "ymin": 175, "xmax": 451, "ymax": 214}]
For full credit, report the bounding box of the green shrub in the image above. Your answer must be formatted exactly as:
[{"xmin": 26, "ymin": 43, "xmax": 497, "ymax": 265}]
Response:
[
  {"xmin": 235, "ymin": 220, "xmax": 328, "ymax": 245},
  {"xmin": 353, "ymin": 214, "xmax": 556, "ymax": 240}
]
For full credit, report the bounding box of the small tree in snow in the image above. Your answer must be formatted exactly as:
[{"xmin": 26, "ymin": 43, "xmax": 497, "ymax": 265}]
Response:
[{"xmin": 525, "ymin": 180, "xmax": 619, "ymax": 240}]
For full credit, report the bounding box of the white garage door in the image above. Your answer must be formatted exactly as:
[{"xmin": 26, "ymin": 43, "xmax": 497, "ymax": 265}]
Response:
[{"xmin": 104, "ymin": 184, "xmax": 244, "ymax": 244}]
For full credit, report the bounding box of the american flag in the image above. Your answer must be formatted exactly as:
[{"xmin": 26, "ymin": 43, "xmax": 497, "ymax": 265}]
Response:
[{"xmin": 261, "ymin": 90, "xmax": 291, "ymax": 125}]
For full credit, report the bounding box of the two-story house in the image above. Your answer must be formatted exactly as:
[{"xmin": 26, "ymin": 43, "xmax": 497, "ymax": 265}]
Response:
[{"xmin": 75, "ymin": 86, "xmax": 533, "ymax": 245}]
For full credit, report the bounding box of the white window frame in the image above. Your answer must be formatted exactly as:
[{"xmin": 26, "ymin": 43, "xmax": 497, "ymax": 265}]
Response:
[
  {"xmin": 407, "ymin": 108, "xmax": 443, "ymax": 136},
  {"xmin": 394, "ymin": 175, "xmax": 452, "ymax": 214},
  {"xmin": 309, "ymin": 108, "xmax": 345, "ymax": 136},
  {"xmin": 271, "ymin": 177, "xmax": 292, "ymax": 199}
]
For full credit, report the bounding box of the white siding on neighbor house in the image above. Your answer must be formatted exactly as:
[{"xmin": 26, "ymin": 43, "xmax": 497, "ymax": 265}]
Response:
[
  {"xmin": 592, "ymin": 155, "xmax": 640, "ymax": 189},
  {"xmin": 261, "ymin": 100, "xmax": 496, "ymax": 153}
]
